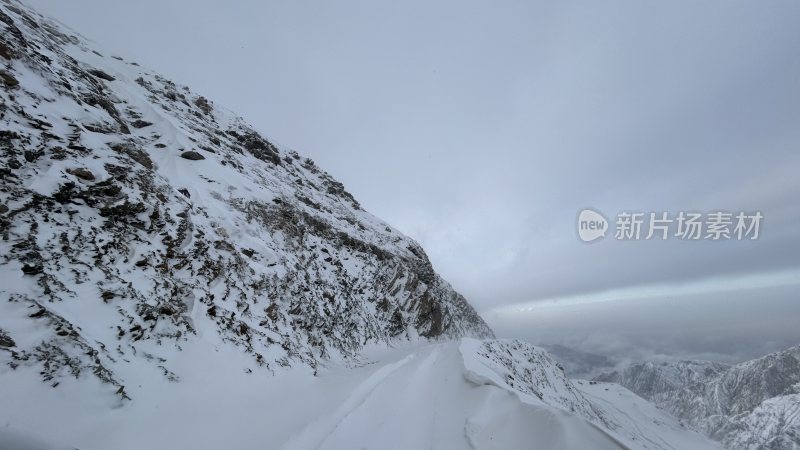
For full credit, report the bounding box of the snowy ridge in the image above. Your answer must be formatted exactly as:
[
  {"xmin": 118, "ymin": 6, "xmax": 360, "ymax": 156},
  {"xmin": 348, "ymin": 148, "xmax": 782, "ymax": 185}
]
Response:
[
  {"xmin": 0, "ymin": 0, "xmax": 491, "ymax": 402},
  {"xmin": 596, "ymin": 345, "xmax": 800, "ymax": 449},
  {"xmin": 460, "ymin": 338, "xmax": 605, "ymax": 422}
]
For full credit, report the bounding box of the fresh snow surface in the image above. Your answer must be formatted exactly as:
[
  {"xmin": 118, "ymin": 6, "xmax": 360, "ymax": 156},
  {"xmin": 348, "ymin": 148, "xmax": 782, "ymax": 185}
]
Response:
[{"xmin": 2, "ymin": 338, "xmax": 721, "ymax": 450}]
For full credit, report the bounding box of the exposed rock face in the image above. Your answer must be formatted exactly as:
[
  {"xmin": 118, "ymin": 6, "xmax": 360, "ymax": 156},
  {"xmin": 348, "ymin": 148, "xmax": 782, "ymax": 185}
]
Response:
[
  {"xmin": 0, "ymin": 69, "xmax": 18, "ymax": 86},
  {"xmin": 65, "ymin": 167, "xmax": 96, "ymax": 180},
  {"xmin": 0, "ymin": 0, "xmax": 492, "ymax": 399},
  {"xmin": 179, "ymin": 150, "xmax": 205, "ymax": 161},
  {"xmin": 0, "ymin": 329, "xmax": 15, "ymax": 348},
  {"xmin": 595, "ymin": 346, "xmax": 800, "ymax": 449}
]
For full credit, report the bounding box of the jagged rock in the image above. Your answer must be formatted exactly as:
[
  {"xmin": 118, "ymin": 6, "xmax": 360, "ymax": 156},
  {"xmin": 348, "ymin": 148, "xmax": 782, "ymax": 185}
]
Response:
[
  {"xmin": 130, "ymin": 119, "xmax": 153, "ymax": 128},
  {"xmin": 0, "ymin": 69, "xmax": 18, "ymax": 87},
  {"xmin": 83, "ymin": 123, "xmax": 115, "ymax": 134},
  {"xmin": 0, "ymin": 41, "xmax": 13, "ymax": 59},
  {"xmin": 21, "ymin": 264, "xmax": 43, "ymax": 275},
  {"xmin": 158, "ymin": 305, "xmax": 177, "ymax": 316},
  {"xmin": 180, "ymin": 150, "xmax": 205, "ymax": 160},
  {"xmin": 110, "ymin": 143, "xmax": 153, "ymax": 169},
  {"xmin": 99, "ymin": 201, "xmax": 146, "ymax": 218},
  {"xmin": 0, "ymin": 130, "xmax": 21, "ymax": 141},
  {"xmin": 265, "ymin": 303, "xmax": 279, "ymax": 321},
  {"xmin": 49, "ymin": 146, "xmax": 68, "ymax": 160},
  {"xmin": 23, "ymin": 150, "xmax": 42, "ymax": 163},
  {"xmin": 0, "ymin": 332, "xmax": 14, "ymax": 348},
  {"xmin": 88, "ymin": 68, "xmax": 115, "ymax": 81},
  {"xmin": 194, "ymin": 96, "xmax": 212, "ymax": 114},
  {"xmin": 235, "ymin": 131, "xmax": 281, "ymax": 165},
  {"xmin": 28, "ymin": 309, "xmax": 46, "ymax": 318},
  {"xmin": 66, "ymin": 167, "xmax": 95, "ymax": 181},
  {"xmin": 83, "ymin": 94, "xmax": 130, "ymax": 134}
]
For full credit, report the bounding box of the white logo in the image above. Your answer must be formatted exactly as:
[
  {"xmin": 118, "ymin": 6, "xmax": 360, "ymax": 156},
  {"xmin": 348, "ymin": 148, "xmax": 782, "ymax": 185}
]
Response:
[
  {"xmin": 576, "ymin": 209, "xmax": 762, "ymax": 242},
  {"xmin": 578, "ymin": 209, "xmax": 608, "ymax": 242}
]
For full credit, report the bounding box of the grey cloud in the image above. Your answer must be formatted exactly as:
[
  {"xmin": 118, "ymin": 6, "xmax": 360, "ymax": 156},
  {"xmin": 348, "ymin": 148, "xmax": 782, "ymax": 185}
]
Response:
[{"xmin": 486, "ymin": 282, "xmax": 800, "ymax": 377}]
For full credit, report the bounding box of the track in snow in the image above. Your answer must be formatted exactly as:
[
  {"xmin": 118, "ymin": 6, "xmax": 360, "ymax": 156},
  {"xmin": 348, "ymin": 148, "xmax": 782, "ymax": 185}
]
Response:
[{"xmin": 280, "ymin": 343, "xmax": 627, "ymax": 450}]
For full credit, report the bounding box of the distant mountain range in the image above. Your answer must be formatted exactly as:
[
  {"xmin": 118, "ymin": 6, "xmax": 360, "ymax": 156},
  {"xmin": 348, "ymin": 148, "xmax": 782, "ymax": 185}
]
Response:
[{"xmin": 595, "ymin": 344, "xmax": 800, "ymax": 449}]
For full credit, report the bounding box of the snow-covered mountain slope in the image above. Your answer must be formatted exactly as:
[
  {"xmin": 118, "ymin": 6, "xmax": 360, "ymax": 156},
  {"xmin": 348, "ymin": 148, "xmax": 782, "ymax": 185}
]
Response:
[
  {"xmin": 2, "ymin": 338, "xmax": 721, "ymax": 450},
  {"xmin": 595, "ymin": 345, "xmax": 800, "ymax": 449},
  {"xmin": 0, "ymin": 0, "xmax": 492, "ymax": 401},
  {"xmin": 575, "ymin": 381, "xmax": 724, "ymax": 450},
  {"xmin": 722, "ymin": 393, "xmax": 800, "ymax": 450}
]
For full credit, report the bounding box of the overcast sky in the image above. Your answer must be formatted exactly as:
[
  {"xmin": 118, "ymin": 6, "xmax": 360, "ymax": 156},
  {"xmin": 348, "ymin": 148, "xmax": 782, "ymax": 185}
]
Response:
[{"xmin": 27, "ymin": 0, "xmax": 800, "ymax": 360}]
